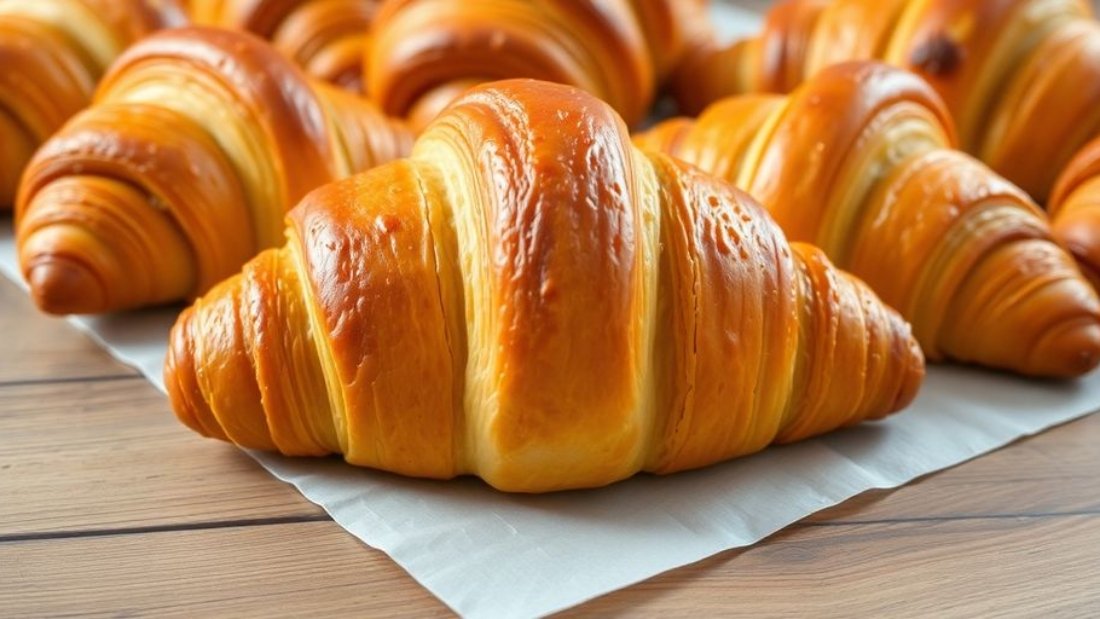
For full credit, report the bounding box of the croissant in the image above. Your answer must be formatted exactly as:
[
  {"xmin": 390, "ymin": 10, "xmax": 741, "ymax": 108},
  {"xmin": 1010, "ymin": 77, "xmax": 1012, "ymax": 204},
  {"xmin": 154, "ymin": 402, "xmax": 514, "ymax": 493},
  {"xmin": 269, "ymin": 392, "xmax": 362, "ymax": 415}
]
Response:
[
  {"xmin": 16, "ymin": 26, "xmax": 412, "ymax": 316},
  {"xmin": 1050, "ymin": 136, "xmax": 1100, "ymax": 290},
  {"xmin": 365, "ymin": 0, "xmax": 712, "ymax": 130},
  {"xmin": 0, "ymin": 0, "xmax": 186, "ymax": 210},
  {"xmin": 164, "ymin": 79, "xmax": 924, "ymax": 493},
  {"xmin": 675, "ymin": 0, "xmax": 1100, "ymax": 204},
  {"xmin": 186, "ymin": 0, "xmax": 380, "ymax": 92},
  {"xmin": 638, "ymin": 61, "xmax": 1100, "ymax": 378}
]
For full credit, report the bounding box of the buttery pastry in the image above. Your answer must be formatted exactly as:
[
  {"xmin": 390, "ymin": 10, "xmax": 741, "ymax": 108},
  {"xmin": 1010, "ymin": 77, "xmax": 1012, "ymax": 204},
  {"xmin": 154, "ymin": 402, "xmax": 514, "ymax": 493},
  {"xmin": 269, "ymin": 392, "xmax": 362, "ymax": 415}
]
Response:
[
  {"xmin": 365, "ymin": 0, "xmax": 712, "ymax": 129},
  {"xmin": 639, "ymin": 62, "xmax": 1100, "ymax": 378},
  {"xmin": 165, "ymin": 79, "xmax": 924, "ymax": 493},
  {"xmin": 186, "ymin": 0, "xmax": 380, "ymax": 91},
  {"xmin": 17, "ymin": 27, "xmax": 412, "ymax": 315},
  {"xmin": 675, "ymin": 0, "xmax": 1100, "ymax": 203},
  {"xmin": 0, "ymin": 0, "xmax": 186, "ymax": 209}
]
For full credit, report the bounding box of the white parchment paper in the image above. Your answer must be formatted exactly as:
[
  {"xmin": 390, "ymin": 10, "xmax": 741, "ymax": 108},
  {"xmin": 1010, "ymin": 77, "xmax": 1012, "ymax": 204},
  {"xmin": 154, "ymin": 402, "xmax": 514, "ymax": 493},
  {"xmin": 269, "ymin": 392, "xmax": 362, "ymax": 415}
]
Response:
[{"xmin": 5, "ymin": 6, "xmax": 1100, "ymax": 617}]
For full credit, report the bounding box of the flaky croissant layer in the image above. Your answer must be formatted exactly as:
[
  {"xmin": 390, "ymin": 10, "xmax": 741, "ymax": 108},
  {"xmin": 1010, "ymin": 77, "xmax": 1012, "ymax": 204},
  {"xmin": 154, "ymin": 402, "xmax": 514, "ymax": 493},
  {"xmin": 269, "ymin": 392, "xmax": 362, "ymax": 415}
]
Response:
[
  {"xmin": 165, "ymin": 80, "xmax": 923, "ymax": 493},
  {"xmin": 0, "ymin": 0, "xmax": 186, "ymax": 209},
  {"xmin": 187, "ymin": 0, "xmax": 380, "ymax": 91},
  {"xmin": 639, "ymin": 62, "xmax": 1100, "ymax": 378},
  {"xmin": 1050, "ymin": 136, "xmax": 1100, "ymax": 291},
  {"xmin": 16, "ymin": 27, "xmax": 412, "ymax": 316},
  {"xmin": 678, "ymin": 0, "xmax": 1100, "ymax": 197},
  {"xmin": 673, "ymin": 0, "xmax": 1100, "ymax": 291},
  {"xmin": 365, "ymin": 0, "xmax": 711, "ymax": 129}
]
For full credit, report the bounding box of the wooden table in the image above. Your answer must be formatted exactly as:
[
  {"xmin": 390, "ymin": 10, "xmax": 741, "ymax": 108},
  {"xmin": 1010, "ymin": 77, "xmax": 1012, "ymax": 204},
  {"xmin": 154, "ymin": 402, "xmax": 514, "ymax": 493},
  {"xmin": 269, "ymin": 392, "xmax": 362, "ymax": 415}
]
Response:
[{"xmin": 2, "ymin": 273, "xmax": 1100, "ymax": 617}]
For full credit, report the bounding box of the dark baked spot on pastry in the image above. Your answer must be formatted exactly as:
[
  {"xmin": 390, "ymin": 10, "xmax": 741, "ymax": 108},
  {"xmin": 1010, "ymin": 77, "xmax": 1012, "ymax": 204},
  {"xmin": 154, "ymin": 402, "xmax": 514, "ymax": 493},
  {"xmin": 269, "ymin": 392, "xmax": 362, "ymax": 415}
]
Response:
[{"xmin": 910, "ymin": 33, "xmax": 963, "ymax": 76}]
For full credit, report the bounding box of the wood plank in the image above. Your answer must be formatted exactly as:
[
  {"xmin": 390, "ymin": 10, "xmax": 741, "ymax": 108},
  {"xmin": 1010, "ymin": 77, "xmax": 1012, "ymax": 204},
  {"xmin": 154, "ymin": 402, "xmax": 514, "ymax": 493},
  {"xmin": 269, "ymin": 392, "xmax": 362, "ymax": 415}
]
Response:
[
  {"xmin": 569, "ymin": 515, "xmax": 1100, "ymax": 616},
  {"xmin": 0, "ymin": 277, "xmax": 137, "ymax": 383},
  {"xmin": 0, "ymin": 521, "xmax": 451, "ymax": 618},
  {"xmin": 0, "ymin": 379, "xmax": 324, "ymax": 536},
  {"xmin": 2, "ymin": 514, "xmax": 1097, "ymax": 617},
  {"xmin": 808, "ymin": 412, "xmax": 1100, "ymax": 523}
]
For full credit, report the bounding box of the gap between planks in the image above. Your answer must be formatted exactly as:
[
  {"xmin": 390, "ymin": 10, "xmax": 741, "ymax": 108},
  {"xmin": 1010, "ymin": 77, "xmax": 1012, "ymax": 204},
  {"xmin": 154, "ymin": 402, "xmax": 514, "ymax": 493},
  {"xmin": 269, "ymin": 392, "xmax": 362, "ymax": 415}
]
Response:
[
  {"xmin": 0, "ymin": 514, "xmax": 333, "ymax": 544},
  {"xmin": 0, "ymin": 373, "xmax": 139, "ymax": 389},
  {"xmin": 4, "ymin": 500, "xmax": 1099, "ymax": 547}
]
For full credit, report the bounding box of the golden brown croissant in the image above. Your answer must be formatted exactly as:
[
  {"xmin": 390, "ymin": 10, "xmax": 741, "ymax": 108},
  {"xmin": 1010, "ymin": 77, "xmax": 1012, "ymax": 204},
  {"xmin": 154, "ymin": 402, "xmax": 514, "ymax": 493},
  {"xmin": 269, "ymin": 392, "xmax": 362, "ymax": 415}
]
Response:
[
  {"xmin": 639, "ymin": 62, "xmax": 1100, "ymax": 378},
  {"xmin": 164, "ymin": 79, "xmax": 924, "ymax": 493},
  {"xmin": 1050, "ymin": 136, "xmax": 1100, "ymax": 290},
  {"xmin": 365, "ymin": 0, "xmax": 712, "ymax": 130},
  {"xmin": 0, "ymin": 0, "xmax": 186, "ymax": 210},
  {"xmin": 16, "ymin": 26, "xmax": 412, "ymax": 316},
  {"xmin": 678, "ymin": 0, "xmax": 1100, "ymax": 201},
  {"xmin": 186, "ymin": 0, "xmax": 380, "ymax": 92}
]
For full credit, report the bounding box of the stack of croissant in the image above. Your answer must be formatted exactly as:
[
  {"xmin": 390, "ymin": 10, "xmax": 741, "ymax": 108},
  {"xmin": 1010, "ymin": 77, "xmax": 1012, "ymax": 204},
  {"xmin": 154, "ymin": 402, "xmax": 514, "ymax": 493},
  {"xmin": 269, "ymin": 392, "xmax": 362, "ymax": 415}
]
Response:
[
  {"xmin": 676, "ymin": 0, "xmax": 1100, "ymax": 287},
  {"xmin": 4, "ymin": 0, "xmax": 1100, "ymax": 492}
]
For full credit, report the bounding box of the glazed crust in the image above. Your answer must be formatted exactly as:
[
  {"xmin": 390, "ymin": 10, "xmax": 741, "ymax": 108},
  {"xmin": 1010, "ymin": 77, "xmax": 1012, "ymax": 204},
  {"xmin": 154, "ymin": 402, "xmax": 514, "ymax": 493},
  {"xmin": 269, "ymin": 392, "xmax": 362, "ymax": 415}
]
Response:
[
  {"xmin": 640, "ymin": 62, "xmax": 1100, "ymax": 378},
  {"xmin": 1049, "ymin": 137, "xmax": 1100, "ymax": 290},
  {"xmin": 365, "ymin": 0, "xmax": 710, "ymax": 129},
  {"xmin": 0, "ymin": 0, "xmax": 186, "ymax": 209},
  {"xmin": 678, "ymin": 0, "xmax": 1100, "ymax": 205},
  {"xmin": 187, "ymin": 0, "xmax": 381, "ymax": 91},
  {"xmin": 165, "ymin": 79, "xmax": 924, "ymax": 493},
  {"xmin": 16, "ymin": 27, "xmax": 412, "ymax": 315}
]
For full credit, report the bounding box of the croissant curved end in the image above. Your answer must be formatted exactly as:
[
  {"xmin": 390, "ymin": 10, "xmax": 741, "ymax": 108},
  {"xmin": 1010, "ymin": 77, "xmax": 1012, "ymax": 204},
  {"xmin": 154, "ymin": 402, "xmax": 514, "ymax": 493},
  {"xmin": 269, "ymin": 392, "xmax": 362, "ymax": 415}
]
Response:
[
  {"xmin": 17, "ymin": 201, "xmax": 113, "ymax": 315},
  {"xmin": 1052, "ymin": 212, "xmax": 1100, "ymax": 291},
  {"xmin": 1050, "ymin": 137, "xmax": 1100, "ymax": 293},
  {"xmin": 164, "ymin": 309, "xmax": 204, "ymax": 434},
  {"xmin": 939, "ymin": 236, "xmax": 1100, "ymax": 379},
  {"xmin": 1027, "ymin": 317, "xmax": 1100, "ymax": 378},
  {"xmin": 17, "ymin": 171, "xmax": 199, "ymax": 315},
  {"xmin": 895, "ymin": 333, "xmax": 925, "ymax": 413},
  {"xmin": 24, "ymin": 256, "xmax": 106, "ymax": 315},
  {"xmin": 164, "ymin": 305, "xmax": 231, "ymax": 443}
]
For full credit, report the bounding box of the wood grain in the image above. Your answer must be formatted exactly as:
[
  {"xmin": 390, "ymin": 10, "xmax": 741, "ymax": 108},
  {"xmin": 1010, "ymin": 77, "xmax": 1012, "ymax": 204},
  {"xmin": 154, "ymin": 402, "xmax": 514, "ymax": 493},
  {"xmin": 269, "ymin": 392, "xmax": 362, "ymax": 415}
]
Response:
[
  {"xmin": 2, "ymin": 516, "xmax": 1097, "ymax": 618},
  {"xmin": 0, "ymin": 279, "xmax": 136, "ymax": 383},
  {"xmin": 0, "ymin": 378, "xmax": 324, "ymax": 536},
  {"xmin": 568, "ymin": 515, "xmax": 1100, "ymax": 617},
  {"xmin": 0, "ymin": 522, "xmax": 449, "ymax": 617},
  {"xmin": 808, "ymin": 412, "xmax": 1100, "ymax": 523}
]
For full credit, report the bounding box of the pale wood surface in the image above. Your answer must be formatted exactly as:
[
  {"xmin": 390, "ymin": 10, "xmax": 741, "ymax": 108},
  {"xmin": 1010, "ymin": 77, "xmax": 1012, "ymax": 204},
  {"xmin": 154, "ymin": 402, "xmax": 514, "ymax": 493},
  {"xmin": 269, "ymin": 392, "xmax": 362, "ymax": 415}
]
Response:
[
  {"xmin": 3, "ymin": 272, "xmax": 1100, "ymax": 617},
  {"xmin": 1, "ymin": 379, "xmax": 323, "ymax": 536},
  {"xmin": 0, "ymin": 281, "xmax": 137, "ymax": 383}
]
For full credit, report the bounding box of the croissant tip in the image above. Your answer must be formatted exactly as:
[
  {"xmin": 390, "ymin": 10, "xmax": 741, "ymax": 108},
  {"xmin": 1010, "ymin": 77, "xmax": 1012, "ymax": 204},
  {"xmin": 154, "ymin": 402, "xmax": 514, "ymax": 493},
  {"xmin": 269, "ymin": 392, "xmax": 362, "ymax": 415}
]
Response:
[
  {"xmin": 1030, "ymin": 320, "xmax": 1100, "ymax": 379},
  {"xmin": 893, "ymin": 338, "xmax": 926, "ymax": 413},
  {"xmin": 25, "ymin": 257, "xmax": 107, "ymax": 315}
]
